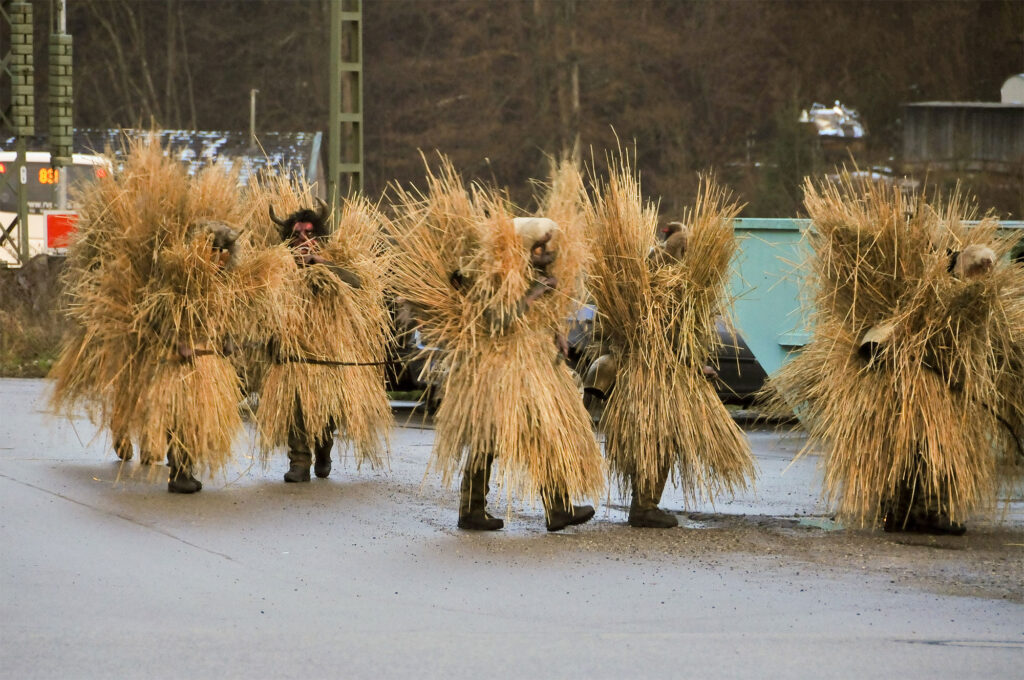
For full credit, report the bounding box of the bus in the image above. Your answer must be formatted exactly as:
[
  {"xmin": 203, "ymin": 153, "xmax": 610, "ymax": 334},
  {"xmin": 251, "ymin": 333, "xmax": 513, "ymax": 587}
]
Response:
[{"xmin": 0, "ymin": 151, "xmax": 110, "ymax": 266}]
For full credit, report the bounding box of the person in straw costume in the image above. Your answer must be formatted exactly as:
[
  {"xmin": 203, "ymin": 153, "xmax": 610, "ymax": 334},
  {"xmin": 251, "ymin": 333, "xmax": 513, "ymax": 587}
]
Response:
[
  {"xmin": 582, "ymin": 158, "xmax": 756, "ymax": 528},
  {"xmin": 390, "ymin": 156, "xmax": 605, "ymax": 531},
  {"xmin": 50, "ymin": 140, "xmax": 157, "ymax": 467},
  {"xmin": 247, "ymin": 174, "xmax": 392, "ymax": 483},
  {"xmin": 764, "ymin": 172, "xmax": 1024, "ymax": 534},
  {"xmin": 51, "ymin": 134, "xmax": 289, "ymax": 493}
]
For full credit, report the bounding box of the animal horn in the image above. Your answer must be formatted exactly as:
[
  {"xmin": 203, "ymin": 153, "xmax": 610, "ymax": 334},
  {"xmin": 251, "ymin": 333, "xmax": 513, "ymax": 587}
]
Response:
[
  {"xmin": 316, "ymin": 197, "xmax": 330, "ymax": 223},
  {"xmin": 268, "ymin": 204, "xmax": 288, "ymax": 227}
]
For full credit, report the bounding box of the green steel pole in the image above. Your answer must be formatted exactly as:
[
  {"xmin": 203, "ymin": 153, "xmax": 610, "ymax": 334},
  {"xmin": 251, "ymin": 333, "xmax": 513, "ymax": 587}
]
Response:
[{"xmin": 328, "ymin": 0, "xmax": 341, "ymax": 216}]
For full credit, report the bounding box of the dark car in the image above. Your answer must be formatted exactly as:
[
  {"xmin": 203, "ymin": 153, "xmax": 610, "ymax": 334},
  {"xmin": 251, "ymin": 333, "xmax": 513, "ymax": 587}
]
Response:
[
  {"xmin": 394, "ymin": 301, "xmax": 768, "ymax": 412},
  {"xmin": 710, "ymin": 318, "xmax": 768, "ymax": 407}
]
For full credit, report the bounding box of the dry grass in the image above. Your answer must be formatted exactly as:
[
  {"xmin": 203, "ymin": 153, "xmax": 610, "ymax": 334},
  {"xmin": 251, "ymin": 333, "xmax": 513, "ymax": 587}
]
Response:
[
  {"xmin": 246, "ymin": 174, "xmax": 392, "ymax": 468},
  {"xmin": 764, "ymin": 172, "xmax": 1024, "ymax": 525},
  {"xmin": 583, "ymin": 153, "xmax": 755, "ymax": 503},
  {"xmin": 50, "ymin": 133, "xmax": 288, "ymax": 477},
  {"xmin": 388, "ymin": 154, "xmax": 605, "ymax": 507}
]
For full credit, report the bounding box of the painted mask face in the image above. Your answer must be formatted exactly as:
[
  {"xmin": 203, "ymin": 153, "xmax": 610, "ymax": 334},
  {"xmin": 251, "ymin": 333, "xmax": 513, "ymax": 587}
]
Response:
[{"xmin": 290, "ymin": 221, "xmax": 315, "ymax": 254}]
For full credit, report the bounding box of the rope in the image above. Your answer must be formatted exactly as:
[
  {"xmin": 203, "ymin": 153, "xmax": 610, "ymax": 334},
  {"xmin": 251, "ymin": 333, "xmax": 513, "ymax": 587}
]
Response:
[{"xmin": 278, "ymin": 356, "xmax": 390, "ymax": 367}]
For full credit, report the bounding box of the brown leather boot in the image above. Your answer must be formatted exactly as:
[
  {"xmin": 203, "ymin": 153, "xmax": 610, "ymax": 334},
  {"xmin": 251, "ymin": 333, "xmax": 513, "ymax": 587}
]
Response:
[
  {"xmin": 627, "ymin": 468, "xmax": 677, "ymax": 528},
  {"xmin": 114, "ymin": 435, "xmax": 133, "ymax": 462},
  {"xmin": 284, "ymin": 449, "xmax": 312, "ymax": 483},
  {"xmin": 544, "ymin": 489, "xmax": 595, "ymax": 532}
]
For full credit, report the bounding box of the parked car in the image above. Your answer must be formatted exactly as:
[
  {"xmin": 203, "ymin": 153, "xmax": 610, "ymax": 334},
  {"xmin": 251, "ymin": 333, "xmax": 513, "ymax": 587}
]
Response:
[
  {"xmin": 710, "ymin": 317, "xmax": 769, "ymax": 407},
  {"xmin": 579, "ymin": 308, "xmax": 767, "ymax": 409},
  {"xmin": 390, "ymin": 299, "xmax": 768, "ymax": 412}
]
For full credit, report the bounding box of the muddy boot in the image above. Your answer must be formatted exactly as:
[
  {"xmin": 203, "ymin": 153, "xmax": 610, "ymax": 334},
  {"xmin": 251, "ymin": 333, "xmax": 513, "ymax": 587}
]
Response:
[
  {"xmin": 114, "ymin": 435, "xmax": 133, "ymax": 462},
  {"xmin": 166, "ymin": 450, "xmax": 202, "ymax": 494},
  {"xmin": 544, "ymin": 490, "xmax": 595, "ymax": 532},
  {"xmin": 284, "ymin": 449, "xmax": 312, "ymax": 483},
  {"xmin": 313, "ymin": 438, "xmax": 333, "ymax": 479},
  {"xmin": 458, "ymin": 456, "xmax": 503, "ymax": 531},
  {"xmin": 628, "ymin": 469, "xmax": 677, "ymax": 528}
]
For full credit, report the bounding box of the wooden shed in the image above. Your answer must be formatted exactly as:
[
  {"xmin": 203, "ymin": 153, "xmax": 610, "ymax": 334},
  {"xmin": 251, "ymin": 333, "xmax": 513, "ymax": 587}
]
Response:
[{"xmin": 901, "ymin": 102, "xmax": 1024, "ymax": 174}]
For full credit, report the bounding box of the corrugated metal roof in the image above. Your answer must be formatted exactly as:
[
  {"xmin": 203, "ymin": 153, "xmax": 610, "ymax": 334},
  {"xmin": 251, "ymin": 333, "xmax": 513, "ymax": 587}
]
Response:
[
  {"xmin": 1, "ymin": 128, "xmax": 322, "ymax": 185},
  {"xmin": 904, "ymin": 101, "xmax": 1024, "ymax": 109}
]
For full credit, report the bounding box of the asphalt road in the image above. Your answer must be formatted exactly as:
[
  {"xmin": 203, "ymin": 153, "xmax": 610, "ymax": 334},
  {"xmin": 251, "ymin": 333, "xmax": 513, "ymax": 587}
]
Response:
[{"xmin": 1, "ymin": 378, "xmax": 1021, "ymax": 679}]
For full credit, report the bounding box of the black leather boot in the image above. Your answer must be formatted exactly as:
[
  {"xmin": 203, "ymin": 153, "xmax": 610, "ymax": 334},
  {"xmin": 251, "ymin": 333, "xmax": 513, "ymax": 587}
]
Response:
[
  {"xmin": 902, "ymin": 485, "xmax": 966, "ymax": 536},
  {"xmin": 284, "ymin": 449, "xmax": 312, "ymax": 483},
  {"xmin": 458, "ymin": 455, "xmax": 503, "ymax": 530},
  {"xmin": 544, "ymin": 490, "xmax": 595, "ymax": 532},
  {"xmin": 167, "ymin": 449, "xmax": 202, "ymax": 494},
  {"xmin": 313, "ymin": 438, "xmax": 333, "ymax": 479},
  {"xmin": 628, "ymin": 468, "xmax": 677, "ymax": 528}
]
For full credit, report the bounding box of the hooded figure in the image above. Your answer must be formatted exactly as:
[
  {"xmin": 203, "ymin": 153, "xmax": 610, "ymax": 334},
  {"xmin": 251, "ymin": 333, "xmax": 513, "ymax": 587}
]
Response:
[{"xmin": 50, "ymin": 136, "xmax": 284, "ymax": 493}]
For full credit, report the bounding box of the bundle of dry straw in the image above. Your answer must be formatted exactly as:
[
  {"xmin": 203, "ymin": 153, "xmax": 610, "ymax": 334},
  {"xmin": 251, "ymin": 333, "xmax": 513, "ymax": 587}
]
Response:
[
  {"xmin": 764, "ymin": 172, "xmax": 1024, "ymax": 525},
  {"xmin": 51, "ymin": 133, "xmax": 288, "ymax": 477},
  {"xmin": 388, "ymin": 155, "xmax": 605, "ymax": 507},
  {"xmin": 246, "ymin": 172, "xmax": 392, "ymax": 468},
  {"xmin": 583, "ymin": 156, "xmax": 755, "ymax": 503}
]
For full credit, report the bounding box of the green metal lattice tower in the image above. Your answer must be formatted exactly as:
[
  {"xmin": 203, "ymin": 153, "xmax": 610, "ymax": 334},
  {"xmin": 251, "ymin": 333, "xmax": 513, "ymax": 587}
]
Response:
[
  {"xmin": 49, "ymin": 0, "xmax": 73, "ymax": 168},
  {"xmin": 1, "ymin": 0, "xmax": 34, "ymax": 265},
  {"xmin": 0, "ymin": 0, "xmax": 72, "ymax": 265},
  {"xmin": 327, "ymin": 0, "xmax": 363, "ymax": 212}
]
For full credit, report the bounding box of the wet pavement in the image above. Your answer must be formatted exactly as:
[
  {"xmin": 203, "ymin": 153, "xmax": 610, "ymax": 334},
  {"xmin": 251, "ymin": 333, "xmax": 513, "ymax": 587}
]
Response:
[{"xmin": 1, "ymin": 378, "xmax": 1022, "ymax": 679}]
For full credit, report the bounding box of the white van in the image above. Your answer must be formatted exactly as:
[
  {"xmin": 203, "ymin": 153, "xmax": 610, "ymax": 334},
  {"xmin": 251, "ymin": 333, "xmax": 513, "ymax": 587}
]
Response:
[{"xmin": 0, "ymin": 150, "xmax": 110, "ymax": 266}]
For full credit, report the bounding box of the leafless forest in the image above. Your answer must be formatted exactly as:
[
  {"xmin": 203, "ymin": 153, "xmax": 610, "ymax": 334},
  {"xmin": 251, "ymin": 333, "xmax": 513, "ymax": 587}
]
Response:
[{"xmin": 18, "ymin": 0, "xmax": 1024, "ymax": 215}]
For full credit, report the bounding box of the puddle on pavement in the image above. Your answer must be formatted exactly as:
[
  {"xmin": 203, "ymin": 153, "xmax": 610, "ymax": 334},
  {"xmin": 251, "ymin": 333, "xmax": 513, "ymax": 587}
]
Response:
[
  {"xmin": 677, "ymin": 515, "xmax": 711, "ymax": 529},
  {"xmin": 669, "ymin": 512, "xmax": 843, "ymax": 532}
]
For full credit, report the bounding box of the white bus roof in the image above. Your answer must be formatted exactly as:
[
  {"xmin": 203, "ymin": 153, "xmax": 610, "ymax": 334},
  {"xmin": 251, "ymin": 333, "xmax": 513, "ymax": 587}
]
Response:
[{"xmin": 0, "ymin": 151, "xmax": 108, "ymax": 165}]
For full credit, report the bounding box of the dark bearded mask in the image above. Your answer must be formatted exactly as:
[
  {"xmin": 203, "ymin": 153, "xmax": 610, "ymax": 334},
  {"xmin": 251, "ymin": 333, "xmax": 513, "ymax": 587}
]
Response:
[{"xmin": 269, "ymin": 197, "xmax": 331, "ymax": 246}]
